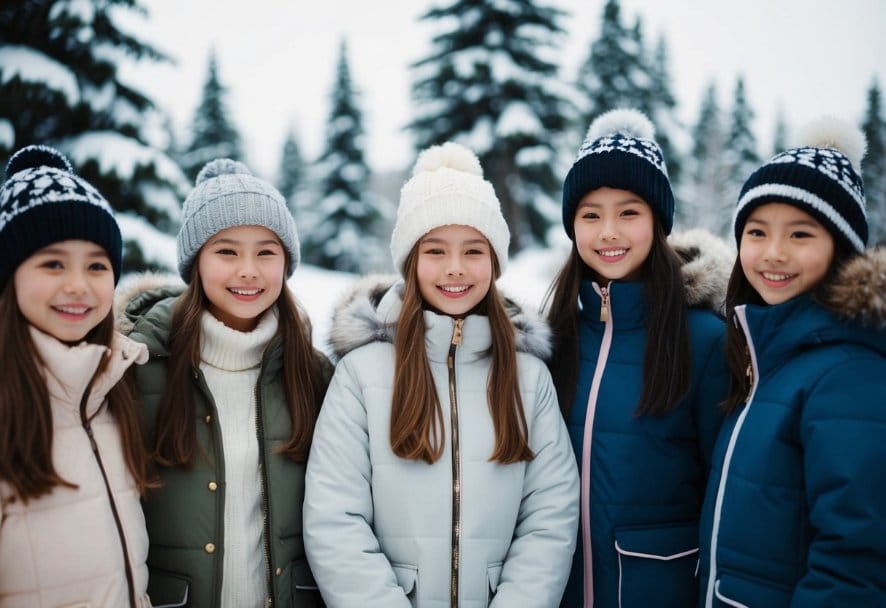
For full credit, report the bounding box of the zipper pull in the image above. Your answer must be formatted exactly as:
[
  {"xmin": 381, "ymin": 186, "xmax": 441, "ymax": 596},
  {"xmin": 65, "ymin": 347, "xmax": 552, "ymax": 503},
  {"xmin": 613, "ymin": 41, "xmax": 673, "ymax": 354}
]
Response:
[
  {"xmin": 451, "ymin": 318, "xmax": 464, "ymax": 346},
  {"xmin": 744, "ymin": 346, "xmax": 754, "ymax": 401},
  {"xmin": 600, "ymin": 287, "xmax": 610, "ymax": 323}
]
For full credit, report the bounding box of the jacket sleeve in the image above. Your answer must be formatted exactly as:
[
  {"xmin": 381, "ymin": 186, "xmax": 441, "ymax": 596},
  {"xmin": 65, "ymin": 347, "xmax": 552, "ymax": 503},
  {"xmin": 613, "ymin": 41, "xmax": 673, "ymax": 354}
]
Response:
[
  {"xmin": 490, "ymin": 361, "xmax": 580, "ymax": 608},
  {"xmin": 692, "ymin": 325, "xmax": 728, "ymax": 475},
  {"xmin": 791, "ymin": 356, "xmax": 886, "ymax": 606},
  {"xmin": 303, "ymin": 357, "xmax": 412, "ymax": 608}
]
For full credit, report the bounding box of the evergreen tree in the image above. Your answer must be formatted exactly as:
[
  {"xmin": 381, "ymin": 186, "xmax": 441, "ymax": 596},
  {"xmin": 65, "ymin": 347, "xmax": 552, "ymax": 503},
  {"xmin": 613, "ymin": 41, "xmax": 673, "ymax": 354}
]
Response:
[
  {"xmin": 0, "ymin": 0, "xmax": 189, "ymax": 272},
  {"xmin": 646, "ymin": 34, "xmax": 684, "ymax": 191},
  {"xmin": 862, "ymin": 79, "xmax": 886, "ymax": 244},
  {"xmin": 302, "ymin": 40, "xmax": 388, "ymax": 273},
  {"xmin": 277, "ymin": 125, "xmax": 304, "ymax": 207},
  {"xmin": 682, "ymin": 82, "xmax": 730, "ymax": 234},
  {"xmin": 409, "ymin": 0, "xmax": 571, "ymax": 251},
  {"xmin": 772, "ymin": 107, "xmax": 789, "ymax": 156},
  {"xmin": 723, "ymin": 75, "xmax": 759, "ymax": 230},
  {"xmin": 180, "ymin": 50, "xmax": 243, "ymax": 181}
]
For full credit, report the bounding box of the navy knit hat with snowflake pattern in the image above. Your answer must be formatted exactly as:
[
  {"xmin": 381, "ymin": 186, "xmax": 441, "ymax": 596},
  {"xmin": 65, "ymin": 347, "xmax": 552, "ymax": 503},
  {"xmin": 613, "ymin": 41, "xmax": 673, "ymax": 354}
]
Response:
[
  {"xmin": 562, "ymin": 108, "xmax": 674, "ymax": 238},
  {"xmin": 0, "ymin": 145, "xmax": 122, "ymax": 288},
  {"xmin": 734, "ymin": 116, "xmax": 868, "ymax": 253}
]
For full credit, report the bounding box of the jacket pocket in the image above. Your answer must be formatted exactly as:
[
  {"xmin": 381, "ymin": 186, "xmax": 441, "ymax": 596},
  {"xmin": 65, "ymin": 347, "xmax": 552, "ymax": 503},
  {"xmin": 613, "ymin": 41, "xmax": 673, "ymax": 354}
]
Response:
[
  {"xmin": 614, "ymin": 522, "xmax": 699, "ymax": 608},
  {"xmin": 713, "ymin": 571, "xmax": 792, "ymax": 607},
  {"xmin": 391, "ymin": 563, "xmax": 418, "ymax": 601},
  {"xmin": 485, "ymin": 562, "xmax": 503, "ymax": 606},
  {"xmin": 146, "ymin": 567, "xmax": 190, "ymax": 608},
  {"xmin": 290, "ymin": 557, "xmax": 325, "ymax": 607}
]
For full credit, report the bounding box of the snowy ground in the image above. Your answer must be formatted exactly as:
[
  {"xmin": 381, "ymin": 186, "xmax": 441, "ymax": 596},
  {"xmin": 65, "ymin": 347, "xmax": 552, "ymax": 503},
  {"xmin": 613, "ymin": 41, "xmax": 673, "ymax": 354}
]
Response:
[{"xmin": 292, "ymin": 244, "xmax": 569, "ymax": 357}]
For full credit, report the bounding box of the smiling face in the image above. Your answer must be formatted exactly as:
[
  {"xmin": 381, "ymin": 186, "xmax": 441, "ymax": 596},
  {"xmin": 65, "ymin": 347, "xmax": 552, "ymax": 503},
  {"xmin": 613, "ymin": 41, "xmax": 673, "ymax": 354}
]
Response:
[
  {"xmin": 572, "ymin": 187, "xmax": 654, "ymax": 282},
  {"xmin": 14, "ymin": 240, "xmax": 115, "ymax": 344},
  {"xmin": 197, "ymin": 225, "xmax": 286, "ymax": 331},
  {"xmin": 415, "ymin": 224, "xmax": 493, "ymax": 317},
  {"xmin": 739, "ymin": 203, "xmax": 835, "ymax": 305}
]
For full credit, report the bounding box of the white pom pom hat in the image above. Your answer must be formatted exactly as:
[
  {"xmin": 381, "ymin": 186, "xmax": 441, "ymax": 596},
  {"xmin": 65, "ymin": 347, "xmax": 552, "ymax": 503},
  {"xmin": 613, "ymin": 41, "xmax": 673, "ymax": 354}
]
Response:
[
  {"xmin": 177, "ymin": 158, "xmax": 299, "ymax": 282},
  {"xmin": 734, "ymin": 115, "xmax": 868, "ymax": 253},
  {"xmin": 391, "ymin": 142, "xmax": 510, "ymax": 274}
]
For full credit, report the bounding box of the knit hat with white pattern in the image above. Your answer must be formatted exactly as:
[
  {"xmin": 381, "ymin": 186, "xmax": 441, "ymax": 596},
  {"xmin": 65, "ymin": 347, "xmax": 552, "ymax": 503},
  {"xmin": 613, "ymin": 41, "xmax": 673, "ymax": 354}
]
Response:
[
  {"xmin": 562, "ymin": 108, "xmax": 674, "ymax": 238},
  {"xmin": 0, "ymin": 145, "xmax": 122, "ymax": 288},
  {"xmin": 734, "ymin": 116, "xmax": 868, "ymax": 253}
]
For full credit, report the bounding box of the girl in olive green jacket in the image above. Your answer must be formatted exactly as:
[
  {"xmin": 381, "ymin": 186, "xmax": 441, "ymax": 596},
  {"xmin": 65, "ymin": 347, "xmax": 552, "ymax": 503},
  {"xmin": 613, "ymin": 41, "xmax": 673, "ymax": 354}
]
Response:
[{"xmin": 123, "ymin": 159, "xmax": 331, "ymax": 608}]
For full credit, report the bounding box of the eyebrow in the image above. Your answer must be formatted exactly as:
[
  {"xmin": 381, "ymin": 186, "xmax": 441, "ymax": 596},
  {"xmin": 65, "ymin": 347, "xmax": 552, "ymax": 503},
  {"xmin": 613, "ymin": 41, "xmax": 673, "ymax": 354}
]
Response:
[
  {"xmin": 36, "ymin": 247, "xmax": 108, "ymax": 257},
  {"xmin": 577, "ymin": 197, "xmax": 645, "ymax": 209},
  {"xmin": 209, "ymin": 238, "xmax": 282, "ymax": 246},
  {"xmin": 421, "ymin": 237, "xmax": 489, "ymax": 246},
  {"xmin": 746, "ymin": 218, "xmax": 821, "ymax": 228}
]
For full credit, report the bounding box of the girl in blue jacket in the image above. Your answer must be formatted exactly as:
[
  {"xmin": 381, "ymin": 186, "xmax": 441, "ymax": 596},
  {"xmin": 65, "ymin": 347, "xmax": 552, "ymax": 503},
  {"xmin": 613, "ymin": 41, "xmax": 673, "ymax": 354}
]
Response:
[
  {"xmin": 548, "ymin": 109, "xmax": 731, "ymax": 607},
  {"xmin": 699, "ymin": 117, "xmax": 886, "ymax": 607},
  {"xmin": 304, "ymin": 142, "xmax": 579, "ymax": 607}
]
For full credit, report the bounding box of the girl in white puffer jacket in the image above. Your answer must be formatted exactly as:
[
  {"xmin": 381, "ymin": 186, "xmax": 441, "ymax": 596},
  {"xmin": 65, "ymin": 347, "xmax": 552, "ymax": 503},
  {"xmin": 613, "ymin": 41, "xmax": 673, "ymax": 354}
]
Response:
[{"xmin": 304, "ymin": 142, "xmax": 579, "ymax": 608}]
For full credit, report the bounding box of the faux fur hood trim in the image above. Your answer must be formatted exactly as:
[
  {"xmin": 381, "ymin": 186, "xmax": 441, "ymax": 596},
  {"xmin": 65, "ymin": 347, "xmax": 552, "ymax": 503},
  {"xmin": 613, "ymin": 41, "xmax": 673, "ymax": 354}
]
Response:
[
  {"xmin": 668, "ymin": 228, "xmax": 735, "ymax": 313},
  {"xmin": 329, "ymin": 275, "xmax": 553, "ymax": 362},
  {"xmin": 822, "ymin": 246, "xmax": 886, "ymax": 328},
  {"xmin": 114, "ymin": 271, "xmax": 184, "ymax": 335}
]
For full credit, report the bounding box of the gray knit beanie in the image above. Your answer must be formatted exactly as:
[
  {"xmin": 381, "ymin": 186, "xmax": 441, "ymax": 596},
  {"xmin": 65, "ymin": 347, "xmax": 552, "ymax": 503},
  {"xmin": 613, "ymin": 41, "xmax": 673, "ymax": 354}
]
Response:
[{"xmin": 177, "ymin": 159, "xmax": 299, "ymax": 282}]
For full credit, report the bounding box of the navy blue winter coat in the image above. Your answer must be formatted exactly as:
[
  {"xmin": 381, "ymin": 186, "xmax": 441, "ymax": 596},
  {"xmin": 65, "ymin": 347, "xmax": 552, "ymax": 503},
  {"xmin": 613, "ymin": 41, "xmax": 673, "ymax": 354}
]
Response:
[
  {"xmin": 560, "ymin": 232, "xmax": 730, "ymax": 608},
  {"xmin": 699, "ymin": 249, "xmax": 886, "ymax": 608}
]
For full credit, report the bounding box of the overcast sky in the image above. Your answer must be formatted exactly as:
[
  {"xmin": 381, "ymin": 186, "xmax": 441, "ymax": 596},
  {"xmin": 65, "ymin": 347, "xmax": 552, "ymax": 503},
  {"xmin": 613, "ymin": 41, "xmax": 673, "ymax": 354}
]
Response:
[{"xmin": 123, "ymin": 0, "xmax": 886, "ymax": 180}]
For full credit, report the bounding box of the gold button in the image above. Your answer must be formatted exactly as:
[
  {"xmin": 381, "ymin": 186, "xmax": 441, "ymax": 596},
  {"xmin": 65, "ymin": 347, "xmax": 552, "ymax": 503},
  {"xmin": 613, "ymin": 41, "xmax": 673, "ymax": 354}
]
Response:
[
  {"xmin": 204, "ymin": 543, "xmax": 216, "ymax": 553},
  {"xmin": 275, "ymin": 567, "xmax": 282, "ymax": 576},
  {"xmin": 205, "ymin": 415, "xmax": 212, "ymax": 424},
  {"xmin": 208, "ymin": 481, "xmax": 218, "ymax": 491}
]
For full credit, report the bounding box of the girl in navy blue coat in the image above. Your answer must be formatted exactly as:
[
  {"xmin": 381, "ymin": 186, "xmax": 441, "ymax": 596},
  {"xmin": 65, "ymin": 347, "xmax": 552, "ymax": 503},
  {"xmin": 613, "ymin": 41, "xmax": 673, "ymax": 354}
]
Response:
[
  {"xmin": 548, "ymin": 109, "xmax": 731, "ymax": 607},
  {"xmin": 698, "ymin": 117, "xmax": 886, "ymax": 607}
]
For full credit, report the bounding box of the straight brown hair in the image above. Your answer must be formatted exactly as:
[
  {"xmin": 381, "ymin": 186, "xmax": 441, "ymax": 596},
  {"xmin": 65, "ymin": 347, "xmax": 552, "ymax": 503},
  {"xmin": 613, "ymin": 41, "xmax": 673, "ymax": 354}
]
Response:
[
  {"xmin": 721, "ymin": 242, "xmax": 856, "ymax": 414},
  {"xmin": 0, "ymin": 280, "xmax": 155, "ymax": 502},
  {"xmin": 544, "ymin": 218, "xmax": 691, "ymax": 417},
  {"xmin": 153, "ymin": 260, "xmax": 324, "ymax": 467},
  {"xmin": 389, "ymin": 245, "xmax": 533, "ymax": 465}
]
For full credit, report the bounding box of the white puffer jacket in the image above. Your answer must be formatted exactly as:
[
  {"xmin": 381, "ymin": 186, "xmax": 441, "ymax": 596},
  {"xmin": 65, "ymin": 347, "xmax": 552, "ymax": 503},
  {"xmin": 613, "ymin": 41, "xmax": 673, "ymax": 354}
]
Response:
[
  {"xmin": 0, "ymin": 327, "xmax": 151, "ymax": 608},
  {"xmin": 304, "ymin": 279, "xmax": 580, "ymax": 608}
]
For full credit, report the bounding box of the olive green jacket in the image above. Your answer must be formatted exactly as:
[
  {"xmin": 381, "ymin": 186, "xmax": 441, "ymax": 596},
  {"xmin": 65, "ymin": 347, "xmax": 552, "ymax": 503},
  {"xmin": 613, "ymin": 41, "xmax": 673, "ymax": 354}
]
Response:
[{"xmin": 122, "ymin": 282, "xmax": 332, "ymax": 608}]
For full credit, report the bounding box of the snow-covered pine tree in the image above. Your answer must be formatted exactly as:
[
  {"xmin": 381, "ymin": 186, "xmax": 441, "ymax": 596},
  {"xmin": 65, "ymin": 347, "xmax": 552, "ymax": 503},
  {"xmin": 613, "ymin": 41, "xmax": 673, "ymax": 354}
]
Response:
[
  {"xmin": 302, "ymin": 40, "xmax": 388, "ymax": 273},
  {"xmin": 409, "ymin": 0, "xmax": 571, "ymax": 252},
  {"xmin": 277, "ymin": 125, "xmax": 304, "ymax": 208},
  {"xmin": 0, "ymin": 0, "xmax": 189, "ymax": 272},
  {"xmin": 180, "ymin": 50, "xmax": 244, "ymax": 181},
  {"xmin": 646, "ymin": 34, "xmax": 684, "ymax": 192},
  {"xmin": 681, "ymin": 82, "xmax": 730, "ymax": 234},
  {"xmin": 722, "ymin": 76, "xmax": 759, "ymax": 235},
  {"xmin": 861, "ymin": 79, "xmax": 886, "ymax": 244}
]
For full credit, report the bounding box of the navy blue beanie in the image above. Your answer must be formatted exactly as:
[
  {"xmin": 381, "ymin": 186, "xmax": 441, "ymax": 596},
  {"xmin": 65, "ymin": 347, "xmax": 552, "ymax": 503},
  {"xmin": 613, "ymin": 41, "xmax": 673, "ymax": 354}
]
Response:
[
  {"xmin": 0, "ymin": 145, "xmax": 123, "ymax": 287},
  {"xmin": 562, "ymin": 108, "xmax": 674, "ymax": 238}
]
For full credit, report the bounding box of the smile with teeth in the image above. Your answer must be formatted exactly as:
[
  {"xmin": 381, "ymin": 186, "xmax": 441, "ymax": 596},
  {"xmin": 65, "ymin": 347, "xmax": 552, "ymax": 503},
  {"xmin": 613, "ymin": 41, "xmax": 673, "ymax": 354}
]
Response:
[
  {"xmin": 439, "ymin": 284, "xmax": 470, "ymax": 294},
  {"xmin": 229, "ymin": 287, "xmax": 263, "ymax": 296},
  {"xmin": 761, "ymin": 271, "xmax": 796, "ymax": 282},
  {"xmin": 53, "ymin": 305, "xmax": 90, "ymax": 315},
  {"xmin": 597, "ymin": 248, "xmax": 627, "ymax": 258}
]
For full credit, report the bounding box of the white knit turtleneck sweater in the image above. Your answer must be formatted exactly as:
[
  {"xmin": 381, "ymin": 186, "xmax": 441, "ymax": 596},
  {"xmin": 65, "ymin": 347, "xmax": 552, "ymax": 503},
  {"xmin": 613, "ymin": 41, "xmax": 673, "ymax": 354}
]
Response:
[{"xmin": 199, "ymin": 309, "xmax": 278, "ymax": 608}]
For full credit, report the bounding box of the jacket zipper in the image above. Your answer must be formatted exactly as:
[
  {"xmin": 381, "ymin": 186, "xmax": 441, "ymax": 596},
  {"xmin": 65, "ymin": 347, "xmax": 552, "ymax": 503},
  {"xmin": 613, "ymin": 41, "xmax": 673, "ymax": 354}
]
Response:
[
  {"xmin": 581, "ymin": 282, "xmax": 614, "ymax": 607},
  {"xmin": 194, "ymin": 368, "xmax": 227, "ymax": 608},
  {"xmin": 79, "ymin": 387, "xmax": 138, "ymax": 608},
  {"xmin": 448, "ymin": 318, "xmax": 464, "ymax": 608},
  {"xmin": 254, "ymin": 359, "xmax": 275, "ymax": 607},
  {"xmin": 704, "ymin": 307, "xmax": 759, "ymax": 608}
]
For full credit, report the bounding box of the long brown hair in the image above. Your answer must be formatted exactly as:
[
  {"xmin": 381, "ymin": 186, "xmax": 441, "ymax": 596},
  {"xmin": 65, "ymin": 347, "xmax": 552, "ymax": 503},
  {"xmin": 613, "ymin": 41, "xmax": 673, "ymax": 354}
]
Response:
[
  {"xmin": 545, "ymin": 218, "xmax": 691, "ymax": 417},
  {"xmin": 0, "ymin": 281, "xmax": 154, "ymax": 502},
  {"xmin": 153, "ymin": 261, "xmax": 324, "ymax": 467},
  {"xmin": 721, "ymin": 241, "xmax": 856, "ymax": 414},
  {"xmin": 389, "ymin": 246, "xmax": 533, "ymax": 465}
]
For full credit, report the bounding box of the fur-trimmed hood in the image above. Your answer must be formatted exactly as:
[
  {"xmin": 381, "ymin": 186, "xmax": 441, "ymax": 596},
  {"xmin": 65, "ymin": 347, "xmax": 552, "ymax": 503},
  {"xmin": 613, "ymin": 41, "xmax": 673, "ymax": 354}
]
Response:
[
  {"xmin": 328, "ymin": 275, "xmax": 552, "ymax": 362},
  {"xmin": 668, "ymin": 228, "xmax": 735, "ymax": 313},
  {"xmin": 114, "ymin": 272, "xmax": 184, "ymax": 339},
  {"xmin": 823, "ymin": 246, "xmax": 886, "ymax": 328}
]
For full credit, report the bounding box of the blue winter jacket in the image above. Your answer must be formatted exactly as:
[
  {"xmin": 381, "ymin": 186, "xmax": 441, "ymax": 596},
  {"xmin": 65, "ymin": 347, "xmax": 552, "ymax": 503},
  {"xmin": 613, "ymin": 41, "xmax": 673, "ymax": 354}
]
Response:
[
  {"xmin": 561, "ymin": 271, "xmax": 728, "ymax": 607},
  {"xmin": 699, "ymin": 250, "xmax": 886, "ymax": 608}
]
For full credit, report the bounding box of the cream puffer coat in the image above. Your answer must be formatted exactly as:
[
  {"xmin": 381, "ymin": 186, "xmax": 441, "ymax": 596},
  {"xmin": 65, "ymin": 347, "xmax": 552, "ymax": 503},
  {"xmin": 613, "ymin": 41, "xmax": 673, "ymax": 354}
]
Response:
[
  {"xmin": 304, "ymin": 278, "xmax": 580, "ymax": 608},
  {"xmin": 0, "ymin": 327, "xmax": 151, "ymax": 608}
]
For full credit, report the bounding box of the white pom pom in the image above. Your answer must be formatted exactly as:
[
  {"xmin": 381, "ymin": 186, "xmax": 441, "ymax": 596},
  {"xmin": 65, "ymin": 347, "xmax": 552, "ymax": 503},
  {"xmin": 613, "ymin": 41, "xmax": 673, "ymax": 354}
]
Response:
[
  {"xmin": 795, "ymin": 116, "xmax": 867, "ymax": 169},
  {"xmin": 587, "ymin": 108, "xmax": 656, "ymax": 141},
  {"xmin": 412, "ymin": 142, "xmax": 483, "ymax": 177},
  {"xmin": 196, "ymin": 158, "xmax": 252, "ymax": 185}
]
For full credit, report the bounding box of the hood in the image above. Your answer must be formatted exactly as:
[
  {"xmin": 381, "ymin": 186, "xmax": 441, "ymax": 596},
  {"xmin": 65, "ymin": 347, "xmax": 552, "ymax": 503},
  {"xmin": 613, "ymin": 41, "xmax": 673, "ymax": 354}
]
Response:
[
  {"xmin": 114, "ymin": 272, "xmax": 185, "ymax": 354},
  {"xmin": 329, "ymin": 275, "xmax": 552, "ymax": 362},
  {"xmin": 668, "ymin": 228, "xmax": 735, "ymax": 313},
  {"xmin": 821, "ymin": 246, "xmax": 886, "ymax": 328}
]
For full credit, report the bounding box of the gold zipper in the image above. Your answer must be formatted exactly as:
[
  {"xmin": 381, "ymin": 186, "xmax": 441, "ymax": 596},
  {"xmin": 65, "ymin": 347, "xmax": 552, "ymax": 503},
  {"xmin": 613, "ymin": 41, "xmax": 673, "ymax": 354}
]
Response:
[
  {"xmin": 600, "ymin": 286, "xmax": 610, "ymax": 322},
  {"xmin": 448, "ymin": 318, "xmax": 464, "ymax": 607}
]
